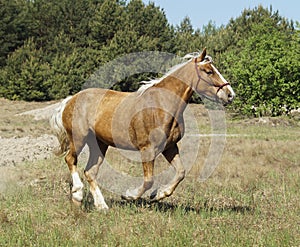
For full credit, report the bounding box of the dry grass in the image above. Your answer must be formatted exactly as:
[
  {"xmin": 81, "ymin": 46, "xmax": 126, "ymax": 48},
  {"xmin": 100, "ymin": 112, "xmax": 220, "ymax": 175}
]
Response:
[
  {"xmin": 0, "ymin": 100, "xmax": 299, "ymax": 246},
  {"xmin": 0, "ymin": 98, "xmax": 53, "ymax": 138}
]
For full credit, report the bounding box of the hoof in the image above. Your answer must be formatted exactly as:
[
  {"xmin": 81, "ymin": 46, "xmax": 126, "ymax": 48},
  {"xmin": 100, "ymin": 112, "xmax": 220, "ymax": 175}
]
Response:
[
  {"xmin": 71, "ymin": 197, "xmax": 82, "ymax": 207},
  {"xmin": 72, "ymin": 189, "xmax": 83, "ymax": 202},
  {"xmin": 121, "ymin": 188, "xmax": 140, "ymax": 201},
  {"xmin": 150, "ymin": 189, "xmax": 158, "ymax": 201},
  {"xmin": 95, "ymin": 203, "xmax": 109, "ymax": 212},
  {"xmin": 150, "ymin": 186, "xmax": 172, "ymax": 202}
]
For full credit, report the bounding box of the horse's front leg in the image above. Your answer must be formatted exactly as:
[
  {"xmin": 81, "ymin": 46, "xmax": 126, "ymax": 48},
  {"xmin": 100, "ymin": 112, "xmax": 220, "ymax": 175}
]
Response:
[
  {"xmin": 123, "ymin": 159, "xmax": 154, "ymax": 200},
  {"xmin": 150, "ymin": 144, "xmax": 185, "ymax": 201}
]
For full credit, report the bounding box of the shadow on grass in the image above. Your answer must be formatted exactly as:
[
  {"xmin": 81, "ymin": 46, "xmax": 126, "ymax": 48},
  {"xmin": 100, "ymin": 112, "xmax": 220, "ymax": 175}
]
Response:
[
  {"xmin": 109, "ymin": 197, "xmax": 254, "ymax": 215},
  {"xmin": 69, "ymin": 188, "xmax": 254, "ymax": 215}
]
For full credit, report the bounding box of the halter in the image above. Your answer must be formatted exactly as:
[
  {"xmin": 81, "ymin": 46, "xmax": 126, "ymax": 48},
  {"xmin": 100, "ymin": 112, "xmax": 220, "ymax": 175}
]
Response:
[{"xmin": 194, "ymin": 59, "xmax": 230, "ymax": 94}]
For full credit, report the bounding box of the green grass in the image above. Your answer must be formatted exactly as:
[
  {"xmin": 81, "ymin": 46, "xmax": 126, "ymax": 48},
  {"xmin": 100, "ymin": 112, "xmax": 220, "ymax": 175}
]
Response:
[
  {"xmin": 1, "ymin": 115, "xmax": 299, "ymax": 246},
  {"xmin": 1, "ymin": 164, "xmax": 299, "ymax": 246}
]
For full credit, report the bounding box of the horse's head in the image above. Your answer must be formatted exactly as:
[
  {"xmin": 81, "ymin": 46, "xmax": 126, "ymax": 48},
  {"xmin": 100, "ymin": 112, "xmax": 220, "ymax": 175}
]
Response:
[{"xmin": 193, "ymin": 48, "xmax": 235, "ymax": 105}]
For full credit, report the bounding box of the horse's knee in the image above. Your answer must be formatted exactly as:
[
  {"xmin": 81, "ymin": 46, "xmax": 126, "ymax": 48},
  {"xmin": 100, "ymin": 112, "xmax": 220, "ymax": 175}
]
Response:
[{"xmin": 84, "ymin": 166, "xmax": 99, "ymax": 183}]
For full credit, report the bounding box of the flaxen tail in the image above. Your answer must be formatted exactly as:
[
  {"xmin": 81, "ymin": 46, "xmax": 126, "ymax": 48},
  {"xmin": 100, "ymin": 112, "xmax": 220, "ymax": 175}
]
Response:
[{"xmin": 50, "ymin": 96, "xmax": 72, "ymax": 156}]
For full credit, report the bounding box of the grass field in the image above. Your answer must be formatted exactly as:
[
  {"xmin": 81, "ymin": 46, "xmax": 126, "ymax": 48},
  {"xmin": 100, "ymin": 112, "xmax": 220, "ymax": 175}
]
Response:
[{"xmin": 0, "ymin": 101, "xmax": 299, "ymax": 246}]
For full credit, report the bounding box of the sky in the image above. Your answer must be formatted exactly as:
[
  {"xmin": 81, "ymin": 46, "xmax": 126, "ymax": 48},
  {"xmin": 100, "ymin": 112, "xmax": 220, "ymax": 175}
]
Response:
[{"xmin": 142, "ymin": 0, "xmax": 299, "ymax": 29}]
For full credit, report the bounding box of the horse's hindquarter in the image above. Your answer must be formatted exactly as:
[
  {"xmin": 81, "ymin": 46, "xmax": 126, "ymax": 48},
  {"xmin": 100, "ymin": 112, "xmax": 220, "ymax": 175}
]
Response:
[{"xmin": 92, "ymin": 90, "xmax": 134, "ymax": 148}]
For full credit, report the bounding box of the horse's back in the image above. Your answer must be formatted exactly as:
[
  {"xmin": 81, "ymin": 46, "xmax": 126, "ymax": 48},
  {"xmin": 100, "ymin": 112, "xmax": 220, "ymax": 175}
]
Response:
[
  {"xmin": 62, "ymin": 88, "xmax": 135, "ymax": 147},
  {"xmin": 65, "ymin": 88, "xmax": 131, "ymax": 118}
]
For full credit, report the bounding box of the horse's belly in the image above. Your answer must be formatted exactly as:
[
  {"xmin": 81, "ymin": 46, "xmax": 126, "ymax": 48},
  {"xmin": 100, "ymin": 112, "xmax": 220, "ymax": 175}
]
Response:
[{"xmin": 94, "ymin": 118, "xmax": 138, "ymax": 150}]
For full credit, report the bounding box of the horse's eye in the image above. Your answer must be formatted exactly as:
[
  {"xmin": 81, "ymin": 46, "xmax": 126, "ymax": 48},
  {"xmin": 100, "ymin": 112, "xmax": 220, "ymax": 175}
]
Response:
[{"xmin": 206, "ymin": 70, "xmax": 213, "ymax": 75}]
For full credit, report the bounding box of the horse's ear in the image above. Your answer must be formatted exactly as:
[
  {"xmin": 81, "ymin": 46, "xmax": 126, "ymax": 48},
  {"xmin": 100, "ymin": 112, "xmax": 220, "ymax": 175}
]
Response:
[
  {"xmin": 195, "ymin": 47, "xmax": 207, "ymax": 63},
  {"xmin": 200, "ymin": 47, "xmax": 207, "ymax": 61}
]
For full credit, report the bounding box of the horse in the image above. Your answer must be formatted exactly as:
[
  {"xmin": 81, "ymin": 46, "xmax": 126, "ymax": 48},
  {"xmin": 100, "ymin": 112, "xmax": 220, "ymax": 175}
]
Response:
[{"xmin": 50, "ymin": 48, "xmax": 235, "ymax": 210}]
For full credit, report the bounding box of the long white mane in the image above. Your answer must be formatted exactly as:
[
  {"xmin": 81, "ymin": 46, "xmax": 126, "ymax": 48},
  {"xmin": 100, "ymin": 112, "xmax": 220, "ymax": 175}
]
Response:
[{"xmin": 137, "ymin": 52, "xmax": 201, "ymax": 94}]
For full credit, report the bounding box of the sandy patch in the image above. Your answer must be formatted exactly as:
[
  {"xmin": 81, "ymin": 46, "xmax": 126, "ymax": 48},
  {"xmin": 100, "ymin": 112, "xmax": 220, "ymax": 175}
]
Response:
[{"xmin": 0, "ymin": 134, "xmax": 58, "ymax": 166}]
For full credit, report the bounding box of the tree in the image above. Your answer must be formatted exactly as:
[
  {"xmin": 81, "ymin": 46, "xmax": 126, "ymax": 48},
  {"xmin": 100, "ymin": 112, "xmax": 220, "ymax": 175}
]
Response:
[
  {"xmin": 222, "ymin": 7, "xmax": 299, "ymax": 116},
  {"xmin": 0, "ymin": 39, "xmax": 51, "ymax": 101},
  {"xmin": 29, "ymin": 0, "xmax": 95, "ymax": 50},
  {"xmin": 0, "ymin": 1, "xmax": 298, "ymax": 118},
  {"xmin": 124, "ymin": 0, "xmax": 174, "ymax": 51},
  {"xmin": 89, "ymin": 0, "xmax": 124, "ymax": 47},
  {"xmin": 0, "ymin": 0, "xmax": 32, "ymax": 66},
  {"xmin": 174, "ymin": 17, "xmax": 196, "ymax": 54}
]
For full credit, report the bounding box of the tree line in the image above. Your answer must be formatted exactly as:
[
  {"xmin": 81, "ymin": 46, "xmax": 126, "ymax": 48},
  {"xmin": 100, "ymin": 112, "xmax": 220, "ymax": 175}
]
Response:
[{"xmin": 0, "ymin": 0, "xmax": 299, "ymax": 116}]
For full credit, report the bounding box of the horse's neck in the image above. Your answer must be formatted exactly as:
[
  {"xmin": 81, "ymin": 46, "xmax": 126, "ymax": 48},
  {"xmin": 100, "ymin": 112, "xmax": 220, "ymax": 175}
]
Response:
[
  {"xmin": 154, "ymin": 62, "xmax": 195, "ymax": 104},
  {"xmin": 154, "ymin": 77, "xmax": 193, "ymax": 103},
  {"xmin": 147, "ymin": 77, "xmax": 193, "ymax": 122}
]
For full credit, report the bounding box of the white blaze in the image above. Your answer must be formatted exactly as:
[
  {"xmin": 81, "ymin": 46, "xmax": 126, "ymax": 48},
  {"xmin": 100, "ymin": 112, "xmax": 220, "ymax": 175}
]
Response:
[{"xmin": 212, "ymin": 64, "xmax": 235, "ymax": 98}]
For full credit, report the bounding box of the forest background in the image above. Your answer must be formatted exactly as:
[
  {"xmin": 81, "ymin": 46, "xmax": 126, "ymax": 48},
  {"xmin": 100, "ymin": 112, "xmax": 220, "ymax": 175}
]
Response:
[{"xmin": 0, "ymin": 0, "xmax": 299, "ymax": 116}]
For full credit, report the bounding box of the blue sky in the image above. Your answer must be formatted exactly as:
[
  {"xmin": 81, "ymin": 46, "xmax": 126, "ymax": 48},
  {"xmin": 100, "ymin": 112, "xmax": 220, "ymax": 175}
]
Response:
[{"xmin": 142, "ymin": 0, "xmax": 299, "ymax": 28}]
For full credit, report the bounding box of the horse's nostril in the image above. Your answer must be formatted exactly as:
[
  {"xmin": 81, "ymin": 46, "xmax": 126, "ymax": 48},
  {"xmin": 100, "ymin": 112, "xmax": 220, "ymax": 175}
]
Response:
[{"xmin": 228, "ymin": 93, "xmax": 234, "ymax": 102}]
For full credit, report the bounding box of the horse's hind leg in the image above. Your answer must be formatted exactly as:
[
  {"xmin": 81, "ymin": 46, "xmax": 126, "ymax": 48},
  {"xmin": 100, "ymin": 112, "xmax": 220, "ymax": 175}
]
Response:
[
  {"xmin": 151, "ymin": 144, "xmax": 185, "ymax": 201},
  {"xmin": 65, "ymin": 142, "xmax": 84, "ymax": 205},
  {"xmin": 84, "ymin": 138, "xmax": 108, "ymax": 210}
]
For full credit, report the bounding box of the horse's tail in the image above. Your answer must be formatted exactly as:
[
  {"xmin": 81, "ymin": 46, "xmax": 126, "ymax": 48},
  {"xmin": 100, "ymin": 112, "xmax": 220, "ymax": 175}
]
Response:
[{"xmin": 50, "ymin": 96, "xmax": 72, "ymax": 156}]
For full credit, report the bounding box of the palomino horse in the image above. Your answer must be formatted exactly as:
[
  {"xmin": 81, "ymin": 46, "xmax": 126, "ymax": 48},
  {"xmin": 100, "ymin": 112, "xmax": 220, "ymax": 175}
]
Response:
[{"xmin": 51, "ymin": 48, "xmax": 235, "ymax": 210}]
